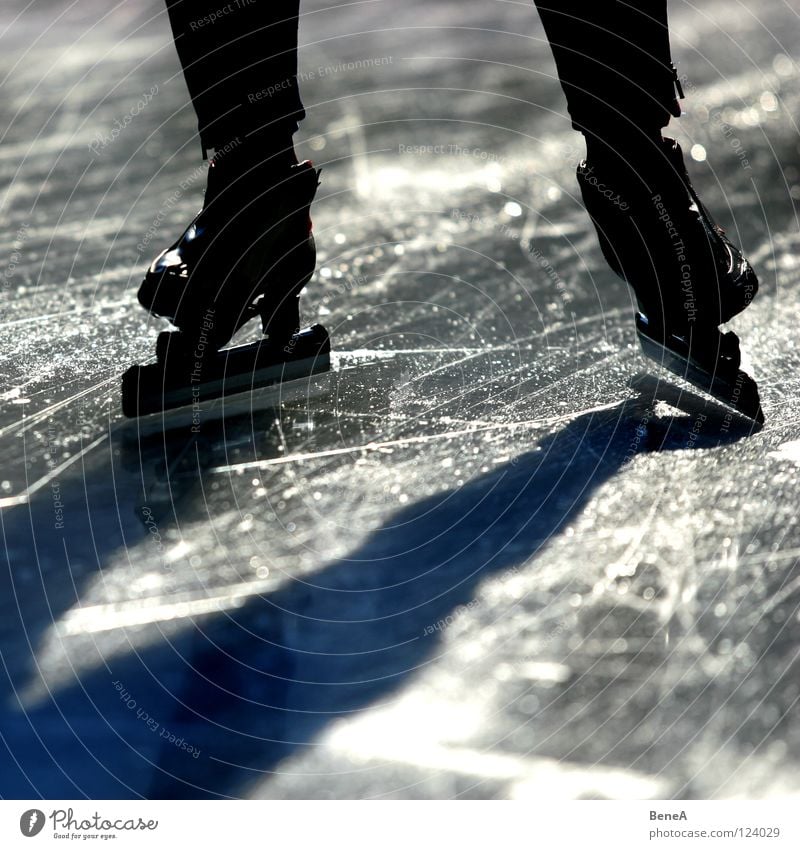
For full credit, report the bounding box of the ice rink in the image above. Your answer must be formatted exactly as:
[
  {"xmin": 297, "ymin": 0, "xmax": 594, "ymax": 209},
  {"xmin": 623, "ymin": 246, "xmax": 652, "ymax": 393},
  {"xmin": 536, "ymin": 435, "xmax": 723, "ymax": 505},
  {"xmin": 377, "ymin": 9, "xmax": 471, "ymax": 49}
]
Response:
[{"xmin": 1, "ymin": 0, "xmax": 799, "ymax": 798}]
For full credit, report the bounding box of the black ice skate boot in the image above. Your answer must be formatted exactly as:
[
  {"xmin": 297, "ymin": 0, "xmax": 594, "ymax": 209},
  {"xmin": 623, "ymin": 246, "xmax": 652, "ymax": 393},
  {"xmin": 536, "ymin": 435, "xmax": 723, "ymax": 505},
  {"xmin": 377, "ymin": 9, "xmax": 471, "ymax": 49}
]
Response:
[
  {"xmin": 123, "ymin": 148, "xmax": 330, "ymax": 419},
  {"xmin": 577, "ymin": 136, "xmax": 762, "ymax": 422}
]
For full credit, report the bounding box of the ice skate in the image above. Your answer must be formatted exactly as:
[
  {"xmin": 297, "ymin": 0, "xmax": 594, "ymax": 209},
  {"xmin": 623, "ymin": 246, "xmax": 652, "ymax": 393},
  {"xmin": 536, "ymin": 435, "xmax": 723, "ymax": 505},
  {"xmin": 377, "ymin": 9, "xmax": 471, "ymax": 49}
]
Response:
[
  {"xmin": 122, "ymin": 155, "xmax": 330, "ymax": 419},
  {"xmin": 578, "ymin": 136, "xmax": 763, "ymax": 423}
]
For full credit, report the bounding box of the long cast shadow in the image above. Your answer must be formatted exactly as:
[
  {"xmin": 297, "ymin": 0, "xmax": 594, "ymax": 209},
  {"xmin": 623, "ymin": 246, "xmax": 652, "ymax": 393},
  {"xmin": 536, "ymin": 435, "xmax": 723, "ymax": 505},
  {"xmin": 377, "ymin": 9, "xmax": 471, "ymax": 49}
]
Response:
[
  {"xmin": 143, "ymin": 382, "xmax": 756, "ymax": 797},
  {"xmin": 0, "ymin": 377, "xmax": 757, "ymax": 798}
]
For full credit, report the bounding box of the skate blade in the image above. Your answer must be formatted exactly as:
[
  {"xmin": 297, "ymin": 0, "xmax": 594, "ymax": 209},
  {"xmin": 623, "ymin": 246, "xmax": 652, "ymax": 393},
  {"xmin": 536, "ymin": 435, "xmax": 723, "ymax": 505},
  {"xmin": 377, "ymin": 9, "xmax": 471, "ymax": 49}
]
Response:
[
  {"xmin": 122, "ymin": 359, "xmax": 332, "ymax": 434},
  {"xmin": 122, "ymin": 324, "xmax": 330, "ymax": 421},
  {"xmin": 636, "ymin": 316, "xmax": 764, "ymax": 425}
]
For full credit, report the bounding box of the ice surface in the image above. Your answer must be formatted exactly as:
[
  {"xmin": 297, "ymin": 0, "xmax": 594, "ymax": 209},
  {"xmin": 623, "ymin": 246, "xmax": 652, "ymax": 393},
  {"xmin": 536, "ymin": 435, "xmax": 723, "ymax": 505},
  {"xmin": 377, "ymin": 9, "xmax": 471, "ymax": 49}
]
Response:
[{"xmin": 0, "ymin": 0, "xmax": 799, "ymax": 799}]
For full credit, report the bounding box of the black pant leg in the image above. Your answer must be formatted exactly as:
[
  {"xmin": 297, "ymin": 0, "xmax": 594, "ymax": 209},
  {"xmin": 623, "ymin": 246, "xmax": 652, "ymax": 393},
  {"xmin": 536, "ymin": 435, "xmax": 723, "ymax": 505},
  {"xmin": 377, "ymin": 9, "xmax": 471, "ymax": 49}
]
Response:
[
  {"xmin": 534, "ymin": 1, "xmax": 679, "ymax": 138},
  {"xmin": 165, "ymin": 0, "xmax": 304, "ymax": 154}
]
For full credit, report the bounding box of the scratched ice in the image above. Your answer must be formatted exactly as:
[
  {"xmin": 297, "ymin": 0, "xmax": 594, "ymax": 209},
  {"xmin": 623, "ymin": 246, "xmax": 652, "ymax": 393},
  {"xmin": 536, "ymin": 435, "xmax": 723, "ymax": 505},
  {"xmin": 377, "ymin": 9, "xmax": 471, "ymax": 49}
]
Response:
[{"xmin": 0, "ymin": 0, "xmax": 799, "ymax": 799}]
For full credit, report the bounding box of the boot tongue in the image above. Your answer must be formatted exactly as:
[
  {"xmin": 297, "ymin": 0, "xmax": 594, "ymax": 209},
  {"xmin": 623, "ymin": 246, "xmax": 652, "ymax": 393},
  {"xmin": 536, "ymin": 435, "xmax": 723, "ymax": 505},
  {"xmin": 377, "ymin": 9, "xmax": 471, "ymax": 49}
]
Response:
[
  {"xmin": 647, "ymin": 138, "xmax": 698, "ymax": 209},
  {"xmin": 588, "ymin": 136, "xmax": 691, "ymax": 203},
  {"xmin": 202, "ymin": 149, "xmax": 294, "ymax": 216}
]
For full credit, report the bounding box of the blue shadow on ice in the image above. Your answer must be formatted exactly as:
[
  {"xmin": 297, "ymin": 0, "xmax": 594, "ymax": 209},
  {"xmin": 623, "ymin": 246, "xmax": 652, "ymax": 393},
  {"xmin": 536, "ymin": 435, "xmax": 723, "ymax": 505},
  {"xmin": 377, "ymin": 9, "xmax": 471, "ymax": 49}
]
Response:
[{"xmin": 0, "ymin": 376, "xmax": 757, "ymax": 798}]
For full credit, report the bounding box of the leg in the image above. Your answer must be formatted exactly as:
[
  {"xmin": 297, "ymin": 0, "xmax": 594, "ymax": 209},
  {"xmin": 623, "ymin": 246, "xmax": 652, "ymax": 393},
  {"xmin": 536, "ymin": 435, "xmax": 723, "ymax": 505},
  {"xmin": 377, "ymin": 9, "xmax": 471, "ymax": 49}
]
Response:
[
  {"xmin": 534, "ymin": 1, "xmax": 762, "ymax": 420},
  {"xmin": 535, "ymin": 0, "xmax": 754, "ymax": 322},
  {"xmin": 165, "ymin": 0, "xmax": 304, "ymax": 158},
  {"xmin": 534, "ymin": 1, "xmax": 679, "ymax": 153},
  {"xmin": 124, "ymin": 1, "xmax": 329, "ymax": 418},
  {"xmin": 142, "ymin": 0, "xmax": 317, "ymax": 341}
]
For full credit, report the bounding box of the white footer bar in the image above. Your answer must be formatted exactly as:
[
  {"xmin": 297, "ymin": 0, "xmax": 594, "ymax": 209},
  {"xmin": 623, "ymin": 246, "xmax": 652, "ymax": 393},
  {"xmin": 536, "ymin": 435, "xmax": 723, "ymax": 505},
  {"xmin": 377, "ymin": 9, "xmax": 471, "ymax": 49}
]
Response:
[{"xmin": 1, "ymin": 800, "xmax": 795, "ymax": 848}]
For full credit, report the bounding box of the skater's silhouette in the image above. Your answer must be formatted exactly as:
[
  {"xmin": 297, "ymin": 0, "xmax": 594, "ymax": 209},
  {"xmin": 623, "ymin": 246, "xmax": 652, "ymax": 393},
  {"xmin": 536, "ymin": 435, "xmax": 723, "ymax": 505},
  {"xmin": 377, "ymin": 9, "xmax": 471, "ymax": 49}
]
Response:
[
  {"xmin": 0, "ymin": 371, "xmax": 757, "ymax": 798},
  {"xmin": 126, "ymin": 1, "xmax": 761, "ymax": 420}
]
